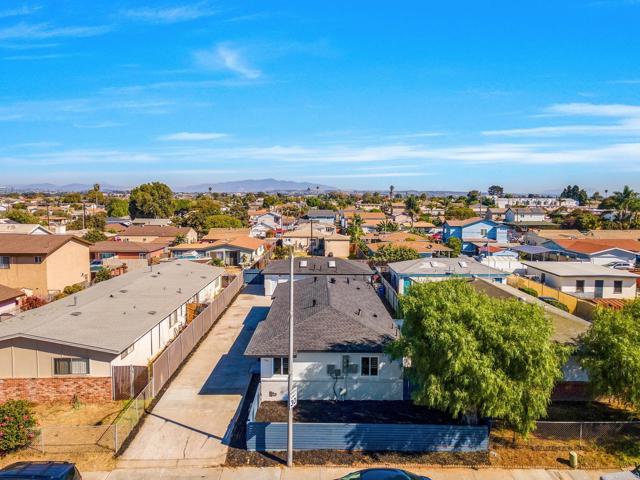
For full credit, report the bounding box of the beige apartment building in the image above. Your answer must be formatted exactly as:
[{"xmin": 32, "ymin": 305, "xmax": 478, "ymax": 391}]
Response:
[{"xmin": 0, "ymin": 234, "xmax": 90, "ymax": 296}]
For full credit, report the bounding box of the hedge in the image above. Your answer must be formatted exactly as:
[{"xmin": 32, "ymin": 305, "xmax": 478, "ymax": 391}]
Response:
[{"xmin": 518, "ymin": 286, "xmax": 539, "ymax": 298}]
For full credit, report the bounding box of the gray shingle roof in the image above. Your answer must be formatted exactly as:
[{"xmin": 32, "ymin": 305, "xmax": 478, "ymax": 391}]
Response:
[
  {"xmin": 389, "ymin": 257, "xmax": 507, "ymax": 276},
  {"xmin": 262, "ymin": 257, "xmax": 373, "ymax": 276},
  {"xmin": 0, "ymin": 261, "xmax": 224, "ymax": 354},
  {"xmin": 245, "ymin": 276, "xmax": 397, "ymax": 357}
]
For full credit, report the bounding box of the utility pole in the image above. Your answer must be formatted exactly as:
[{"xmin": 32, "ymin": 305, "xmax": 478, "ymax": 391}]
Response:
[
  {"xmin": 287, "ymin": 251, "xmax": 294, "ymax": 467},
  {"xmin": 82, "ymin": 200, "xmax": 86, "ymax": 230}
]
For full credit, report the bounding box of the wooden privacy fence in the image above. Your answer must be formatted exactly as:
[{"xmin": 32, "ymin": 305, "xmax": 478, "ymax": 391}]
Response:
[
  {"xmin": 151, "ymin": 274, "xmax": 243, "ymax": 396},
  {"xmin": 112, "ymin": 365, "xmax": 149, "ymax": 400},
  {"xmin": 507, "ymin": 275, "xmax": 579, "ymax": 312}
]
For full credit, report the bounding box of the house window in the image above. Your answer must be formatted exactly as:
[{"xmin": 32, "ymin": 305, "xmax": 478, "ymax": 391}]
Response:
[
  {"xmin": 361, "ymin": 356, "xmax": 379, "ymax": 376},
  {"xmin": 138, "ymin": 253, "xmax": 147, "ymax": 259},
  {"xmin": 121, "ymin": 344, "xmax": 135, "ymax": 359},
  {"xmin": 273, "ymin": 357, "xmax": 289, "ymax": 375},
  {"xmin": 34, "ymin": 256, "xmax": 43, "ymax": 264},
  {"xmin": 576, "ymin": 280, "xmax": 585, "ymax": 293},
  {"xmin": 0, "ymin": 256, "xmax": 10, "ymax": 269},
  {"xmin": 169, "ymin": 310, "xmax": 179, "ymax": 327},
  {"xmin": 54, "ymin": 358, "xmax": 90, "ymax": 375},
  {"xmin": 480, "ymin": 228, "xmax": 488, "ymax": 237},
  {"xmin": 614, "ymin": 280, "xmax": 623, "ymax": 294}
]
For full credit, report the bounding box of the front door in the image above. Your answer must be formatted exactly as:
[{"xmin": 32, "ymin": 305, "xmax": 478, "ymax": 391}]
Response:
[{"xmin": 594, "ymin": 279, "xmax": 604, "ymax": 298}]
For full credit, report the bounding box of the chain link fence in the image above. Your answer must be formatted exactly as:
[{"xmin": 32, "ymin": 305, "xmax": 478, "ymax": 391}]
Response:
[
  {"xmin": 32, "ymin": 425, "xmax": 116, "ymax": 454},
  {"xmin": 492, "ymin": 421, "xmax": 640, "ymax": 450}
]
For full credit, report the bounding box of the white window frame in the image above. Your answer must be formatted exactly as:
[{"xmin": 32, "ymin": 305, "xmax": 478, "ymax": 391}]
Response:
[
  {"xmin": 169, "ymin": 310, "xmax": 179, "ymax": 327},
  {"xmin": 272, "ymin": 357, "xmax": 289, "ymax": 376},
  {"xmin": 361, "ymin": 356, "xmax": 379, "ymax": 377},
  {"xmin": 0, "ymin": 256, "xmax": 10, "ymax": 269},
  {"xmin": 53, "ymin": 357, "xmax": 90, "ymax": 376},
  {"xmin": 576, "ymin": 280, "xmax": 585, "ymax": 293},
  {"xmin": 480, "ymin": 228, "xmax": 488, "ymax": 237}
]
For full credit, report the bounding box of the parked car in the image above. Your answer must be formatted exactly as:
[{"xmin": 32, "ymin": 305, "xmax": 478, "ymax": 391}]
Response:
[
  {"xmin": 0, "ymin": 462, "xmax": 82, "ymax": 479},
  {"xmin": 601, "ymin": 466, "xmax": 640, "ymax": 479},
  {"xmin": 338, "ymin": 469, "xmax": 432, "ymax": 480},
  {"xmin": 604, "ymin": 261, "xmax": 635, "ymax": 270}
]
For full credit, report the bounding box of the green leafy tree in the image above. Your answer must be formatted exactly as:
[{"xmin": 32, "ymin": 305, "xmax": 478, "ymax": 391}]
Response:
[
  {"xmin": 5, "ymin": 209, "xmax": 42, "ymax": 225},
  {"xmin": 128, "ymin": 182, "xmax": 175, "ymax": 219},
  {"xmin": 388, "ymin": 280, "xmax": 568, "ymax": 436},
  {"xmin": 206, "ymin": 214, "xmax": 244, "ymax": 229},
  {"xmin": 173, "ymin": 198, "xmax": 193, "ymax": 216},
  {"xmin": 83, "ymin": 229, "xmax": 107, "ymax": 243},
  {"xmin": 612, "ymin": 185, "xmax": 640, "ymax": 228},
  {"xmin": 85, "ymin": 183, "xmax": 104, "ymax": 205},
  {"xmin": 488, "ymin": 185, "xmax": 504, "ymax": 196},
  {"xmin": 94, "ymin": 267, "xmax": 112, "ymax": 283},
  {"xmin": 560, "ymin": 185, "xmax": 589, "ymax": 206},
  {"xmin": 373, "ymin": 244, "xmax": 420, "ymax": 263},
  {"xmin": 578, "ymin": 301, "xmax": 640, "ymax": 412},
  {"xmin": 174, "ymin": 233, "xmax": 187, "ymax": 245},
  {"xmin": 271, "ymin": 245, "xmax": 290, "ymax": 260},
  {"xmin": 446, "ymin": 237, "xmax": 462, "ymax": 257},
  {"xmin": 466, "ymin": 190, "xmax": 481, "ymax": 204},
  {"xmin": 106, "ymin": 198, "xmax": 129, "ymax": 217},
  {"xmin": 444, "ymin": 206, "xmax": 476, "ymax": 220},
  {"xmin": 562, "ymin": 210, "xmax": 601, "ymax": 231}
]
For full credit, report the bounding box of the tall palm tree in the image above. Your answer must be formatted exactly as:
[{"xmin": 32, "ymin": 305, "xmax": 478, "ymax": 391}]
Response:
[
  {"xmin": 613, "ymin": 185, "xmax": 638, "ymax": 227},
  {"xmin": 404, "ymin": 195, "xmax": 420, "ymax": 229}
]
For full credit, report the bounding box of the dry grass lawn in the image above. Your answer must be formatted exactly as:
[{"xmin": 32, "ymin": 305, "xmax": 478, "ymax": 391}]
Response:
[{"xmin": 0, "ymin": 400, "xmax": 126, "ymax": 472}]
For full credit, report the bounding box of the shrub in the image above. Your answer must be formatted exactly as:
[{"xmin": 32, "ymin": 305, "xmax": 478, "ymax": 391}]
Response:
[
  {"xmin": 20, "ymin": 296, "xmax": 48, "ymax": 311},
  {"xmin": 94, "ymin": 267, "xmax": 113, "ymax": 284},
  {"xmin": 210, "ymin": 258, "xmax": 224, "ymax": 267},
  {"xmin": 519, "ymin": 286, "xmax": 539, "ymax": 298},
  {"xmin": 545, "ymin": 299, "xmax": 569, "ymax": 312},
  {"xmin": 0, "ymin": 400, "xmax": 38, "ymax": 453}
]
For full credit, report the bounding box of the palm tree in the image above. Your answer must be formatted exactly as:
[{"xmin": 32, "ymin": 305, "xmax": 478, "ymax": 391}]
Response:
[
  {"xmin": 347, "ymin": 214, "xmax": 364, "ymax": 242},
  {"xmin": 377, "ymin": 220, "xmax": 399, "ymax": 233},
  {"xmin": 404, "ymin": 195, "xmax": 420, "ymax": 228},
  {"xmin": 613, "ymin": 186, "xmax": 638, "ymax": 227}
]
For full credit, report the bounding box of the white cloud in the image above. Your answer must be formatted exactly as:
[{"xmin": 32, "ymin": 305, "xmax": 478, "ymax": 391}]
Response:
[
  {"xmin": 194, "ymin": 44, "xmax": 262, "ymax": 79},
  {"xmin": 484, "ymin": 102, "xmax": 640, "ymax": 137},
  {"xmin": 122, "ymin": 3, "xmax": 215, "ymax": 23},
  {"xmin": 0, "ymin": 5, "xmax": 41, "ymax": 18},
  {"xmin": 158, "ymin": 132, "xmax": 229, "ymax": 141},
  {"xmin": 0, "ymin": 22, "xmax": 110, "ymax": 40}
]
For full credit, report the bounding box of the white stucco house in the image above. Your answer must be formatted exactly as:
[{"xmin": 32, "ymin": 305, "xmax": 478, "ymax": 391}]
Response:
[
  {"xmin": 245, "ymin": 276, "xmax": 403, "ymax": 402},
  {"xmin": 523, "ymin": 261, "xmax": 639, "ymax": 299}
]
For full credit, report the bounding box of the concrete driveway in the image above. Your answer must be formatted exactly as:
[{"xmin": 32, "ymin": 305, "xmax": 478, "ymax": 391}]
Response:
[{"xmin": 119, "ymin": 284, "xmax": 270, "ymax": 467}]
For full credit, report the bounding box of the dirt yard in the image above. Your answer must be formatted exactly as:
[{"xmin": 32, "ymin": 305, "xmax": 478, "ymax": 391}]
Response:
[{"xmin": 0, "ymin": 400, "xmax": 126, "ymax": 472}]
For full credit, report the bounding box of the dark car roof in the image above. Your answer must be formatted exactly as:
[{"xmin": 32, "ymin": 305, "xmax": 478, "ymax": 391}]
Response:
[
  {"xmin": 0, "ymin": 462, "xmax": 75, "ymax": 479},
  {"xmin": 357, "ymin": 469, "xmax": 425, "ymax": 480}
]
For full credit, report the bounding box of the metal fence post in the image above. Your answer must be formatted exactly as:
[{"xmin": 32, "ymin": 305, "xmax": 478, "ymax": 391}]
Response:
[
  {"xmin": 114, "ymin": 423, "xmax": 119, "ymax": 453},
  {"xmin": 579, "ymin": 423, "xmax": 583, "ymax": 447},
  {"xmin": 40, "ymin": 428, "xmax": 45, "ymax": 453}
]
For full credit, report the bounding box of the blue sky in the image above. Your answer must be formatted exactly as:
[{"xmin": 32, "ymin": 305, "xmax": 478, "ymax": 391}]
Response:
[{"xmin": 1, "ymin": 1, "xmax": 639, "ymax": 192}]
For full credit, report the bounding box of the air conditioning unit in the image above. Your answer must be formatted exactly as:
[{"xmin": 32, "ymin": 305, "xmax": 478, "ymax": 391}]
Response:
[
  {"xmin": 299, "ymin": 260, "xmax": 308, "ymax": 268},
  {"xmin": 327, "ymin": 364, "xmax": 336, "ymax": 375}
]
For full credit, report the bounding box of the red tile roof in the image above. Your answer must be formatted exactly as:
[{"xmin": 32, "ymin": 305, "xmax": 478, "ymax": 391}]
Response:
[{"xmin": 553, "ymin": 238, "xmax": 640, "ymax": 254}]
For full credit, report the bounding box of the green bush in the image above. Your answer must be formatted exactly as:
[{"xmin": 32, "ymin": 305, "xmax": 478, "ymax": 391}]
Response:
[
  {"xmin": 544, "ymin": 299, "xmax": 569, "ymax": 312},
  {"xmin": 0, "ymin": 400, "xmax": 38, "ymax": 453},
  {"xmin": 518, "ymin": 286, "xmax": 539, "ymax": 297}
]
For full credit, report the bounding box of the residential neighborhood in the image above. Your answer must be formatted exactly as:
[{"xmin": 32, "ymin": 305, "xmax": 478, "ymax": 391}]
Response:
[{"xmin": 2, "ymin": 1, "xmax": 640, "ymax": 479}]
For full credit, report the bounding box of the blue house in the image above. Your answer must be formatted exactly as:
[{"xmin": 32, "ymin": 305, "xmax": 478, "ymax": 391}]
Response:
[{"xmin": 442, "ymin": 217, "xmax": 509, "ymax": 255}]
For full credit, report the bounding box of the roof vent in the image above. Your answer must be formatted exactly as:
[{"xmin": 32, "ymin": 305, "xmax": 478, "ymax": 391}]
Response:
[
  {"xmin": 148, "ymin": 310, "xmax": 157, "ymax": 315},
  {"xmin": 459, "ymin": 261, "xmax": 468, "ymax": 268},
  {"xmin": 356, "ymin": 308, "xmax": 361, "ymax": 316},
  {"xmin": 312, "ymin": 299, "xmax": 316, "ymax": 306},
  {"xmin": 330, "ymin": 278, "xmax": 336, "ymax": 283},
  {"xmin": 201, "ymin": 276, "xmax": 206, "ymax": 279},
  {"xmin": 119, "ymin": 289, "xmax": 128, "ymax": 293},
  {"xmin": 151, "ymin": 274, "xmax": 158, "ymax": 278},
  {"xmin": 299, "ymin": 260, "xmax": 308, "ymax": 268},
  {"xmin": 328, "ymin": 260, "xmax": 336, "ymax": 268},
  {"xmin": 70, "ymin": 311, "xmax": 82, "ymax": 316}
]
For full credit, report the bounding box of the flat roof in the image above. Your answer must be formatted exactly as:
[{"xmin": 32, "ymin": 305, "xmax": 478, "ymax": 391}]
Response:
[
  {"xmin": 389, "ymin": 257, "xmax": 507, "ymax": 276},
  {"xmin": 0, "ymin": 261, "xmax": 225, "ymax": 354},
  {"xmin": 469, "ymin": 278, "xmax": 590, "ymax": 344},
  {"xmin": 523, "ymin": 261, "xmax": 639, "ymax": 278},
  {"xmin": 263, "ymin": 257, "xmax": 372, "ymax": 276}
]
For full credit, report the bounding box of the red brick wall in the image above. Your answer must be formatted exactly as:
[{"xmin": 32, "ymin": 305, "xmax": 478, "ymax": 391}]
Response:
[{"xmin": 0, "ymin": 377, "xmax": 112, "ymax": 403}]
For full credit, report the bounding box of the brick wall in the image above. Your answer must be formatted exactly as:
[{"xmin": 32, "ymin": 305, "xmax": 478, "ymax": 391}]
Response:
[{"xmin": 0, "ymin": 377, "xmax": 112, "ymax": 403}]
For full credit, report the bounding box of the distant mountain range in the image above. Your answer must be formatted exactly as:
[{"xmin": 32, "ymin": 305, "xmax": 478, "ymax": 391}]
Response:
[
  {"xmin": 183, "ymin": 178, "xmax": 336, "ymax": 193},
  {"xmin": 1, "ymin": 179, "xmax": 337, "ymax": 194}
]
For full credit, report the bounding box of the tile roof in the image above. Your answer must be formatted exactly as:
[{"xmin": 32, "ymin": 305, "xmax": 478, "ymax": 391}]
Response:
[
  {"xmin": 0, "ymin": 234, "xmax": 89, "ymax": 255},
  {"xmin": 121, "ymin": 225, "xmax": 193, "ymax": 237},
  {"xmin": 587, "ymin": 230, "xmax": 640, "ymax": 240},
  {"xmin": 0, "ymin": 261, "xmax": 225, "ymax": 354},
  {"xmin": 552, "ymin": 238, "xmax": 640, "ymax": 255},
  {"xmin": 0, "ymin": 284, "xmax": 25, "ymax": 303},
  {"xmin": 90, "ymin": 240, "xmax": 166, "ymax": 253},
  {"xmin": 444, "ymin": 217, "xmax": 485, "ymax": 227},
  {"xmin": 202, "ymin": 228, "xmax": 251, "ymax": 241},
  {"xmin": 263, "ymin": 257, "xmax": 372, "ymax": 276},
  {"xmin": 209, "ymin": 236, "xmax": 265, "ymax": 251},
  {"xmin": 245, "ymin": 276, "xmax": 397, "ymax": 356}
]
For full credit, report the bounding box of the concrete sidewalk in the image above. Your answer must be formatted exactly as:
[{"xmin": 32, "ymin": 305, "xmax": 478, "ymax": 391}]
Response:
[
  {"xmin": 119, "ymin": 285, "xmax": 271, "ymax": 466},
  {"xmin": 86, "ymin": 466, "xmax": 620, "ymax": 480}
]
